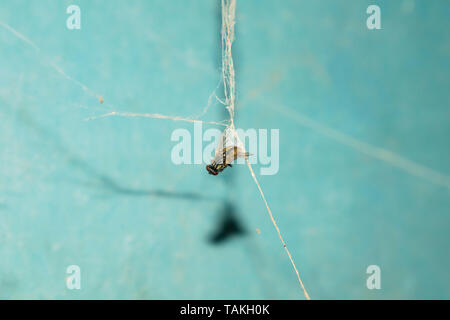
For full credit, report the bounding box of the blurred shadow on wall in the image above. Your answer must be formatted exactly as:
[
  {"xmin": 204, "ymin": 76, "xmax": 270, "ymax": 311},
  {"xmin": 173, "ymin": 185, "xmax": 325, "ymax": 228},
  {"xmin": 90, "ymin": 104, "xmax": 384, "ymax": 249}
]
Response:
[
  {"xmin": 7, "ymin": 100, "xmax": 213, "ymax": 202},
  {"xmin": 207, "ymin": 201, "xmax": 280, "ymax": 298},
  {"xmin": 208, "ymin": 201, "xmax": 246, "ymax": 244}
]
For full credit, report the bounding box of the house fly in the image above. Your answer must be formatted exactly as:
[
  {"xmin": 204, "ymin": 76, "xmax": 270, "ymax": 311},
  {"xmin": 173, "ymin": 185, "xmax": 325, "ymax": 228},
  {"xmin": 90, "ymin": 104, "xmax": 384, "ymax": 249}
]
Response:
[{"xmin": 206, "ymin": 127, "xmax": 249, "ymax": 175}]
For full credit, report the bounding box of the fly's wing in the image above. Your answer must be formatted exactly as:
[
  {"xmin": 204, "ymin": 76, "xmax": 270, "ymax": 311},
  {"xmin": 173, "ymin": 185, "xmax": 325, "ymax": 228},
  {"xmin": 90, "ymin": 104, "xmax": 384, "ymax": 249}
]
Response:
[
  {"xmin": 214, "ymin": 127, "xmax": 240, "ymax": 164},
  {"xmin": 226, "ymin": 146, "xmax": 249, "ymax": 163},
  {"xmin": 214, "ymin": 127, "xmax": 232, "ymax": 156},
  {"xmin": 214, "ymin": 146, "xmax": 249, "ymax": 165},
  {"xmin": 213, "ymin": 126, "xmax": 248, "ymax": 165}
]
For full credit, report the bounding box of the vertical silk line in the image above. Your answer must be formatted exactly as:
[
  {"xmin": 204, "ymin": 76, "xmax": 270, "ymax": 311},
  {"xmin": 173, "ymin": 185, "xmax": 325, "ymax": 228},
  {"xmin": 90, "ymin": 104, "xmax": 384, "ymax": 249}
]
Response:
[
  {"xmin": 1, "ymin": 3, "xmax": 312, "ymax": 299},
  {"xmin": 221, "ymin": 0, "xmax": 311, "ymax": 300},
  {"xmin": 221, "ymin": 0, "xmax": 236, "ymax": 127}
]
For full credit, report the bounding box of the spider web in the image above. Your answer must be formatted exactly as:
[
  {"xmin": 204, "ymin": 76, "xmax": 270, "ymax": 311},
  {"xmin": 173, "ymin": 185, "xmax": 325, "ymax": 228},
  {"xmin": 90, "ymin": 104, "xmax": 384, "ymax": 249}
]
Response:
[
  {"xmin": 2, "ymin": 0, "xmax": 449, "ymax": 300},
  {"xmin": 0, "ymin": 0, "xmax": 311, "ymax": 300}
]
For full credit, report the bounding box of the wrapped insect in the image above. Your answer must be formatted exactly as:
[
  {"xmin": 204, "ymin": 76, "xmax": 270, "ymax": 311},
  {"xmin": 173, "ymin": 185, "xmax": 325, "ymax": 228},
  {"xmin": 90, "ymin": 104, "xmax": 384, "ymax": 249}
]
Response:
[{"xmin": 206, "ymin": 126, "xmax": 249, "ymax": 175}]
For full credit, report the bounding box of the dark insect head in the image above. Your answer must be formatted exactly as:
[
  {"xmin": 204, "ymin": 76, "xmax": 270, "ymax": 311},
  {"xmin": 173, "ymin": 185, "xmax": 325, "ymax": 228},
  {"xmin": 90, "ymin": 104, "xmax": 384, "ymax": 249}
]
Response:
[{"xmin": 206, "ymin": 164, "xmax": 218, "ymax": 175}]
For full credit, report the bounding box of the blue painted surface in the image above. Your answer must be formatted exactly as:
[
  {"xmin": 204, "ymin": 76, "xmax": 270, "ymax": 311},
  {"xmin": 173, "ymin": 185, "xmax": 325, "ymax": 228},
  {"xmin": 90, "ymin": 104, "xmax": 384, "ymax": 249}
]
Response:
[{"xmin": 0, "ymin": 0, "xmax": 449, "ymax": 299}]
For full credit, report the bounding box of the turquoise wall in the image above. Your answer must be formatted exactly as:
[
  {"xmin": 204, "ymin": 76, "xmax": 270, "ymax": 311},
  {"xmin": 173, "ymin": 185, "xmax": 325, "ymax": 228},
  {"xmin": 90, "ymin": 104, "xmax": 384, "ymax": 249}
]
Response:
[{"xmin": 0, "ymin": 0, "xmax": 449, "ymax": 299}]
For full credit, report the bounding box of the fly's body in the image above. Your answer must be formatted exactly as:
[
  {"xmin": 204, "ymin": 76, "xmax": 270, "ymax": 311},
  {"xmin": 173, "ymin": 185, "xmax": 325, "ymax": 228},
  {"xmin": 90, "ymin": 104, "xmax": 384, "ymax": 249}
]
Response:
[
  {"xmin": 206, "ymin": 128, "xmax": 249, "ymax": 176},
  {"xmin": 205, "ymin": 161, "xmax": 228, "ymax": 175},
  {"xmin": 206, "ymin": 146, "xmax": 243, "ymax": 175}
]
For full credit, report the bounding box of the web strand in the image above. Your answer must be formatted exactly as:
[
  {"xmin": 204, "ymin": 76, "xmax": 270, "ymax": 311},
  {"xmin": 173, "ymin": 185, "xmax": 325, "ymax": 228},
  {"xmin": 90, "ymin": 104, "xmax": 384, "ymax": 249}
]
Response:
[
  {"xmin": 222, "ymin": 0, "xmax": 236, "ymax": 126},
  {"xmin": 221, "ymin": 0, "xmax": 311, "ymax": 299},
  {"xmin": 1, "ymin": 2, "xmax": 312, "ymax": 300},
  {"xmin": 85, "ymin": 111, "xmax": 228, "ymax": 126},
  {"xmin": 0, "ymin": 20, "xmax": 224, "ymax": 127},
  {"xmin": 246, "ymin": 160, "xmax": 311, "ymax": 300}
]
